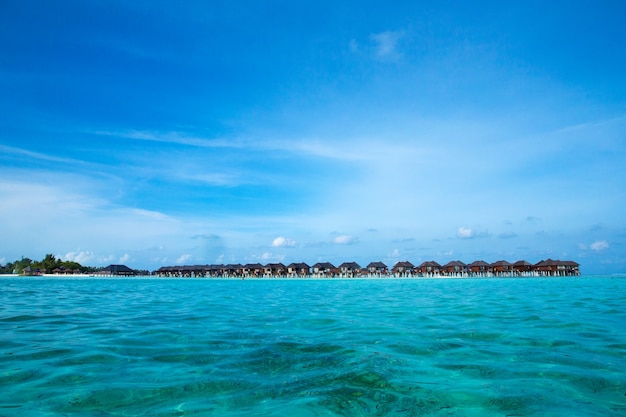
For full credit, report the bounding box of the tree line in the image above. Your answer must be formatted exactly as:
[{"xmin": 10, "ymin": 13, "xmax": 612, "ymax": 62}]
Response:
[{"xmin": 0, "ymin": 254, "xmax": 96, "ymax": 275}]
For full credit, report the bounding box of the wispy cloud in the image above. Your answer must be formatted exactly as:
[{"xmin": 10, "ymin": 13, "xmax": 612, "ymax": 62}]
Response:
[
  {"xmin": 370, "ymin": 30, "xmax": 404, "ymax": 60},
  {"xmin": 590, "ymin": 240, "xmax": 609, "ymax": 251},
  {"xmin": 0, "ymin": 144, "xmax": 91, "ymax": 166},
  {"xmin": 551, "ymin": 114, "xmax": 626, "ymax": 138},
  {"xmin": 119, "ymin": 253, "xmax": 132, "ymax": 264},
  {"xmin": 94, "ymin": 130, "xmax": 370, "ymax": 162},
  {"xmin": 286, "ymin": 139, "xmax": 369, "ymax": 161},
  {"xmin": 333, "ymin": 235, "xmax": 357, "ymax": 245},
  {"xmin": 254, "ymin": 252, "xmax": 285, "ymax": 262},
  {"xmin": 179, "ymin": 173, "xmax": 242, "ymax": 187},
  {"xmin": 94, "ymin": 130, "xmax": 241, "ymax": 149},
  {"xmin": 0, "ymin": 177, "xmax": 185, "ymax": 266},
  {"xmin": 192, "ymin": 233, "xmax": 221, "ymax": 240},
  {"xmin": 350, "ymin": 30, "xmax": 404, "ymax": 62},
  {"xmin": 176, "ymin": 254, "xmax": 193, "ymax": 264}
]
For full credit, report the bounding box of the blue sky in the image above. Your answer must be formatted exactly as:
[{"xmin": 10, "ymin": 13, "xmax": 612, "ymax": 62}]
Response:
[{"xmin": 1, "ymin": 1, "xmax": 625, "ymax": 273}]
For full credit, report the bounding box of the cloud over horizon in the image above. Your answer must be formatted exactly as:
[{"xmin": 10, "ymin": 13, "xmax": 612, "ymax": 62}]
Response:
[
  {"xmin": 272, "ymin": 237, "xmax": 297, "ymax": 247},
  {"xmin": 457, "ymin": 227, "xmax": 474, "ymax": 239},
  {"xmin": 333, "ymin": 235, "xmax": 358, "ymax": 245}
]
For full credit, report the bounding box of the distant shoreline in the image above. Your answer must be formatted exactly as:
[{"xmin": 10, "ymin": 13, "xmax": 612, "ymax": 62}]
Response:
[{"xmin": 1, "ymin": 273, "xmax": 617, "ymax": 280}]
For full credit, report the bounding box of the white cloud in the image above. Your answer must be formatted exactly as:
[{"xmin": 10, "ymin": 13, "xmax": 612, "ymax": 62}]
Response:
[
  {"xmin": 457, "ymin": 227, "xmax": 475, "ymax": 239},
  {"xmin": 99, "ymin": 255, "xmax": 115, "ymax": 264},
  {"xmin": 272, "ymin": 236, "xmax": 296, "ymax": 247},
  {"xmin": 176, "ymin": 254, "xmax": 193, "ymax": 264},
  {"xmin": 0, "ymin": 144, "xmax": 91, "ymax": 166},
  {"xmin": 333, "ymin": 235, "xmax": 356, "ymax": 245},
  {"xmin": 370, "ymin": 30, "xmax": 403, "ymax": 60},
  {"xmin": 63, "ymin": 251, "xmax": 96, "ymax": 265},
  {"xmin": 180, "ymin": 173, "xmax": 241, "ymax": 187},
  {"xmin": 590, "ymin": 240, "xmax": 609, "ymax": 251},
  {"xmin": 119, "ymin": 253, "xmax": 131, "ymax": 264},
  {"xmin": 95, "ymin": 130, "xmax": 240, "ymax": 149},
  {"xmin": 256, "ymin": 252, "xmax": 285, "ymax": 262}
]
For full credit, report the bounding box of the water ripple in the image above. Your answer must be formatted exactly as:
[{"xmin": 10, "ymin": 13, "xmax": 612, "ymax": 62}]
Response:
[{"xmin": 1, "ymin": 276, "xmax": 625, "ymax": 416}]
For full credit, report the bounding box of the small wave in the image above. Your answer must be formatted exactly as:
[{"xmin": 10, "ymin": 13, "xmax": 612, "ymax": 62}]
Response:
[{"xmin": 0, "ymin": 314, "xmax": 40, "ymax": 322}]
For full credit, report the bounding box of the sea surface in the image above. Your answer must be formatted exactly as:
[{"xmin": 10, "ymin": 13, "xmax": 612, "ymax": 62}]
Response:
[{"xmin": 1, "ymin": 276, "xmax": 625, "ymax": 416}]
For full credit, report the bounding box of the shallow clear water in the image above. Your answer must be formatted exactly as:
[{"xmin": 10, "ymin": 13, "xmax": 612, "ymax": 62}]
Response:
[{"xmin": 1, "ymin": 276, "xmax": 625, "ymax": 416}]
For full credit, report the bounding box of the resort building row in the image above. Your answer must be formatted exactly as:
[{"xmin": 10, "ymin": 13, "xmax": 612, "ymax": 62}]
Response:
[{"xmin": 152, "ymin": 259, "xmax": 580, "ymax": 278}]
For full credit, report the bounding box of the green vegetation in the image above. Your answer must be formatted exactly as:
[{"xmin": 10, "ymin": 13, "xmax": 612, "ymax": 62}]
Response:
[{"xmin": 0, "ymin": 254, "xmax": 97, "ymax": 275}]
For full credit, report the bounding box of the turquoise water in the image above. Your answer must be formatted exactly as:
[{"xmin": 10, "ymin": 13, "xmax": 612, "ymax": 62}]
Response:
[{"xmin": 1, "ymin": 277, "xmax": 625, "ymax": 416}]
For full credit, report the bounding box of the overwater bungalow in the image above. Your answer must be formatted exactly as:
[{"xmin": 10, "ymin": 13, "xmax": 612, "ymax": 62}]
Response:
[
  {"xmin": 491, "ymin": 260, "xmax": 512, "ymax": 275},
  {"xmin": 338, "ymin": 262, "xmax": 361, "ymax": 278},
  {"xmin": 442, "ymin": 260, "xmax": 467, "ymax": 276},
  {"xmin": 264, "ymin": 263, "xmax": 286, "ymax": 277},
  {"xmin": 312, "ymin": 262, "xmax": 336, "ymax": 277},
  {"xmin": 96, "ymin": 264, "xmax": 136, "ymax": 276},
  {"xmin": 154, "ymin": 266, "xmax": 174, "ymax": 276},
  {"xmin": 181, "ymin": 265, "xmax": 205, "ymax": 277},
  {"xmin": 512, "ymin": 260, "xmax": 533, "ymax": 275},
  {"xmin": 468, "ymin": 260, "xmax": 491, "ymax": 276},
  {"xmin": 417, "ymin": 261, "xmax": 442, "ymax": 276},
  {"xmin": 392, "ymin": 261, "xmax": 415, "ymax": 276},
  {"xmin": 207, "ymin": 265, "xmax": 224, "ymax": 277},
  {"xmin": 366, "ymin": 261, "xmax": 388, "ymax": 276},
  {"xmin": 287, "ymin": 262, "xmax": 311, "ymax": 277},
  {"xmin": 151, "ymin": 257, "xmax": 580, "ymax": 278},
  {"xmin": 243, "ymin": 263, "xmax": 264, "ymax": 277},
  {"xmin": 221, "ymin": 264, "xmax": 243, "ymax": 277},
  {"xmin": 534, "ymin": 259, "xmax": 580, "ymax": 276},
  {"xmin": 563, "ymin": 260, "xmax": 580, "ymax": 275}
]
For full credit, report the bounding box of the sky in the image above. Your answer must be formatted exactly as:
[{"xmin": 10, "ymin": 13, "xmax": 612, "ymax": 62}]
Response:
[{"xmin": 1, "ymin": 1, "xmax": 625, "ymax": 274}]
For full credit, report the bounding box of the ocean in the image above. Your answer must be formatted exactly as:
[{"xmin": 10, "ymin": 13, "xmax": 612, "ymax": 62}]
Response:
[{"xmin": 1, "ymin": 276, "xmax": 625, "ymax": 416}]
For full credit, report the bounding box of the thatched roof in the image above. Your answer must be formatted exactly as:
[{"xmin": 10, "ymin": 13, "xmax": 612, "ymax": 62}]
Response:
[
  {"xmin": 312, "ymin": 262, "xmax": 335, "ymax": 270},
  {"xmin": 468, "ymin": 260, "xmax": 490, "ymax": 267},
  {"xmin": 244, "ymin": 263, "xmax": 264, "ymax": 269},
  {"xmin": 100, "ymin": 264, "xmax": 135, "ymax": 275},
  {"xmin": 288, "ymin": 262, "xmax": 311, "ymax": 269},
  {"xmin": 443, "ymin": 260, "xmax": 466, "ymax": 268},
  {"xmin": 339, "ymin": 261, "xmax": 361, "ymax": 270}
]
